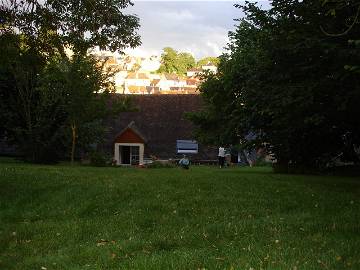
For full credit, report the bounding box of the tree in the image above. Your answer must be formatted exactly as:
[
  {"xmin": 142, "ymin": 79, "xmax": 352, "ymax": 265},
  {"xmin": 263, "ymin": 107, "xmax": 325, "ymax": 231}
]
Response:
[
  {"xmin": 158, "ymin": 47, "xmax": 178, "ymax": 74},
  {"xmin": 40, "ymin": 55, "xmax": 132, "ymax": 164},
  {"xmin": 321, "ymin": 0, "xmax": 360, "ymax": 73},
  {"xmin": 178, "ymin": 52, "xmax": 196, "ymax": 74},
  {"xmin": 1, "ymin": 0, "xmax": 141, "ymax": 55},
  {"xmin": 158, "ymin": 47, "xmax": 195, "ymax": 75},
  {"xmin": 320, "ymin": 0, "xmax": 360, "ymax": 37},
  {"xmin": 189, "ymin": 0, "xmax": 360, "ymax": 172},
  {"xmin": 197, "ymin": 56, "xmax": 220, "ymax": 67},
  {"xmin": 0, "ymin": 33, "xmax": 66, "ymax": 162},
  {"xmin": 0, "ymin": 0, "xmax": 140, "ymax": 163}
]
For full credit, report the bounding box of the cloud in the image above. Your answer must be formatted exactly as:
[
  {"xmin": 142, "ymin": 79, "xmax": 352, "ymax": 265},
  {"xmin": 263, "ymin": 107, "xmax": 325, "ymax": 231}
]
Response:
[
  {"xmin": 159, "ymin": 10, "xmax": 197, "ymax": 21},
  {"xmin": 124, "ymin": 1, "xmax": 241, "ymax": 59}
]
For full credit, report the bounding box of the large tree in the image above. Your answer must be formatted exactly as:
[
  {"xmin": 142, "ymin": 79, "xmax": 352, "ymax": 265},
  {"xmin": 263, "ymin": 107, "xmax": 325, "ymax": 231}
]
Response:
[
  {"xmin": 0, "ymin": 0, "xmax": 140, "ymax": 163},
  {"xmin": 0, "ymin": 0, "xmax": 141, "ymax": 55},
  {"xmin": 0, "ymin": 33, "xmax": 67, "ymax": 162},
  {"xmin": 158, "ymin": 47, "xmax": 195, "ymax": 75},
  {"xmin": 39, "ymin": 55, "xmax": 132, "ymax": 164},
  {"xmin": 189, "ymin": 0, "xmax": 360, "ymax": 172}
]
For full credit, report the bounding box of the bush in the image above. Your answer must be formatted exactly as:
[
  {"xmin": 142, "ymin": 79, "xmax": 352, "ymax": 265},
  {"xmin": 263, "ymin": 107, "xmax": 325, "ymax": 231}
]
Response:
[
  {"xmin": 146, "ymin": 161, "xmax": 176, "ymax": 169},
  {"xmin": 254, "ymin": 157, "xmax": 273, "ymax": 167},
  {"xmin": 89, "ymin": 151, "xmax": 110, "ymax": 167}
]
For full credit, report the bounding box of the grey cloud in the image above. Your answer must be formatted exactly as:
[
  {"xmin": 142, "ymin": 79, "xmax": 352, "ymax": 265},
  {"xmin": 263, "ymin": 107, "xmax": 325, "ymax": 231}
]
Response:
[{"xmin": 125, "ymin": 1, "xmax": 270, "ymax": 59}]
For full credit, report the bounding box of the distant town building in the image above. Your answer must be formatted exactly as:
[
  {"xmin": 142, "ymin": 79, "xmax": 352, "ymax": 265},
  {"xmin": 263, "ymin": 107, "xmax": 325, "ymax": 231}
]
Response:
[
  {"xmin": 90, "ymin": 50, "xmax": 218, "ymax": 95},
  {"xmin": 124, "ymin": 72, "xmax": 151, "ymax": 94},
  {"xmin": 187, "ymin": 68, "xmax": 203, "ymax": 77},
  {"xmin": 201, "ymin": 62, "xmax": 217, "ymax": 73}
]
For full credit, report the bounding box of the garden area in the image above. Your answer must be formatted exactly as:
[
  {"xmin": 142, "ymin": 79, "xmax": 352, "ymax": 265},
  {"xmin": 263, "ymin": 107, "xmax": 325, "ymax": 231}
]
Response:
[{"xmin": 0, "ymin": 158, "xmax": 359, "ymax": 269}]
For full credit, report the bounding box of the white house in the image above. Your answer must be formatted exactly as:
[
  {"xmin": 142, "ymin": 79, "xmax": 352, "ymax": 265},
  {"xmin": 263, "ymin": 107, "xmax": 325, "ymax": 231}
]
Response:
[
  {"xmin": 113, "ymin": 121, "xmax": 146, "ymax": 166},
  {"xmin": 140, "ymin": 57, "xmax": 161, "ymax": 72},
  {"xmin": 201, "ymin": 62, "xmax": 217, "ymax": 74},
  {"xmin": 114, "ymin": 71, "xmax": 128, "ymax": 93},
  {"xmin": 187, "ymin": 68, "xmax": 203, "ymax": 77},
  {"xmin": 124, "ymin": 72, "xmax": 151, "ymax": 94}
]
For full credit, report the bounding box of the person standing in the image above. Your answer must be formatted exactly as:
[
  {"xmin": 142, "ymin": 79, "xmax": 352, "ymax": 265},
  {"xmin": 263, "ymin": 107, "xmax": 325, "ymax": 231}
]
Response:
[{"xmin": 218, "ymin": 146, "xmax": 225, "ymax": 168}]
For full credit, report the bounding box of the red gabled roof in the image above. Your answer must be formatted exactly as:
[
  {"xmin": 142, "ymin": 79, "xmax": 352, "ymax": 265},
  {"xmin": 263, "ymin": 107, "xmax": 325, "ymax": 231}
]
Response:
[{"xmin": 114, "ymin": 121, "xmax": 146, "ymax": 144}]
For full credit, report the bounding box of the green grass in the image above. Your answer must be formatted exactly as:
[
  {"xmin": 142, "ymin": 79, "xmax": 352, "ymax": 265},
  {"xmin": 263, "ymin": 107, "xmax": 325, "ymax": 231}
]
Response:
[{"xmin": 0, "ymin": 158, "xmax": 359, "ymax": 270}]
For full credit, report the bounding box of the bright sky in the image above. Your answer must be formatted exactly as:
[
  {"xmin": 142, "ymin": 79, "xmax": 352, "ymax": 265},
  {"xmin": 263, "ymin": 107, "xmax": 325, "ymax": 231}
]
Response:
[{"xmin": 124, "ymin": 1, "xmax": 270, "ymax": 60}]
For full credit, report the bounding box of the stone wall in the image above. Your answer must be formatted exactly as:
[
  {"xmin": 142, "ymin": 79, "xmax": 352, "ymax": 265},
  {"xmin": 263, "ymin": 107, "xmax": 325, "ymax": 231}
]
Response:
[{"xmin": 105, "ymin": 94, "xmax": 217, "ymax": 160}]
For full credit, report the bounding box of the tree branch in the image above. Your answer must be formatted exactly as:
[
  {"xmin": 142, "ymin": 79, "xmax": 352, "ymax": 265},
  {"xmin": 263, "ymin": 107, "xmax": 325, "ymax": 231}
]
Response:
[{"xmin": 320, "ymin": 4, "xmax": 360, "ymax": 37}]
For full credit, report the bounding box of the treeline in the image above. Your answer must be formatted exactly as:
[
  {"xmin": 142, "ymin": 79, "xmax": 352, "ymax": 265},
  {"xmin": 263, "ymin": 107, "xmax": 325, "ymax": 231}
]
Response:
[
  {"xmin": 157, "ymin": 47, "xmax": 219, "ymax": 76},
  {"xmin": 0, "ymin": 0, "xmax": 140, "ymax": 163},
  {"xmin": 189, "ymin": 0, "xmax": 360, "ymax": 172}
]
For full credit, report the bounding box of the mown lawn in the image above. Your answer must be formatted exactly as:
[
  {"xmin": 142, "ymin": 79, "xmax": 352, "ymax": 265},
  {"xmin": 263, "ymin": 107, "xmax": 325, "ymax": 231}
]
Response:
[{"xmin": 0, "ymin": 159, "xmax": 359, "ymax": 270}]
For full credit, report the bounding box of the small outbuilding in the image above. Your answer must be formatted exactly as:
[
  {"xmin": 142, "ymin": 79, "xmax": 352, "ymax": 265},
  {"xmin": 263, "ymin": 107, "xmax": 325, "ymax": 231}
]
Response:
[{"xmin": 113, "ymin": 121, "xmax": 146, "ymax": 165}]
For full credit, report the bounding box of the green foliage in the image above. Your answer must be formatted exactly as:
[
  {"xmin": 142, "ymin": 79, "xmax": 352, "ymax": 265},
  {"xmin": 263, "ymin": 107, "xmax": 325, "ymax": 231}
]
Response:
[
  {"xmin": 89, "ymin": 150, "xmax": 111, "ymax": 167},
  {"xmin": 197, "ymin": 56, "xmax": 220, "ymax": 67},
  {"xmin": 0, "ymin": 0, "xmax": 140, "ymax": 163},
  {"xmin": 0, "ymin": 34, "xmax": 134, "ymax": 163},
  {"xmin": 1, "ymin": 0, "xmax": 141, "ymax": 55},
  {"xmin": 158, "ymin": 47, "xmax": 178, "ymax": 74},
  {"xmin": 189, "ymin": 1, "xmax": 360, "ymax": 172},
  {"xmin": 39, "ymin": 55, "xmax": 133, "ymax": 163},
  {"xmin": 146, "ymin": 161, "xmax": 176, "ymax": 168},
  {"xmin": 178, "ymin": 52, "xmax": 196, "ymax": 73},
  {"xmin": 0, "ymin": 33, "xmax": 66, "ymax": 163},
  {"xmin": 321, "ymin": 1, "xmax": 360, "ymax": 73},
  {"xmin": 158, "ymin": 47, "xmax": 195, "ymax": 75}
]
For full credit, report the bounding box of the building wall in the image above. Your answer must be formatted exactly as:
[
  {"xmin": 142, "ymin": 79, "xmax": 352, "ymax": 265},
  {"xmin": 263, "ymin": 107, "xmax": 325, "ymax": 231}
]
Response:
[{"xmin": 104, "ymin": 94, "xmax": 217, "ymax": 160}]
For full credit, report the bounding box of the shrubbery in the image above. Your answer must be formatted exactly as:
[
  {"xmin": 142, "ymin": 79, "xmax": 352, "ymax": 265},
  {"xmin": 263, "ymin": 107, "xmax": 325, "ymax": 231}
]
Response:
[
  {"xmin": 89, "ymin": 151, "xmax": 111, "ymax": 167},
  {"xmin": 146, "ymin": 161, "xmax": 176, "ymax": 169}
]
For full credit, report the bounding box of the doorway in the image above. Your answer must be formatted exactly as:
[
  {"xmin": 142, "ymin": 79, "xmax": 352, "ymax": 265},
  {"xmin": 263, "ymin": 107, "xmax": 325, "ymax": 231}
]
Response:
[
  {"xmin": 120, "ymin": 145, "xmax": 140, "ymax": 165},
  {"xmin": 121, "ymin": 146, "xmax": 131, "ymax": 164}
]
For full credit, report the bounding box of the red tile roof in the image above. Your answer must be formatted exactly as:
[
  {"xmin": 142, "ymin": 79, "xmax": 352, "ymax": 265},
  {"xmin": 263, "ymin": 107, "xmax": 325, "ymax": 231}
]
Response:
[
  {"xmin": 126, "ymin": 72, "xmax": 150, "ymax": 80},
  {"xmin": 165, "ymin": 74, "xmax": 179, "ymax": 81}
]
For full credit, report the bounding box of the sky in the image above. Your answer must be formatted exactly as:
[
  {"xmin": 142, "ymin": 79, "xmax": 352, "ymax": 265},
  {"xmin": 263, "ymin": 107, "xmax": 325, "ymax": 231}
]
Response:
[{"xmin": 124, "ymin": 1, "xmax": 270, "ymax": 60}]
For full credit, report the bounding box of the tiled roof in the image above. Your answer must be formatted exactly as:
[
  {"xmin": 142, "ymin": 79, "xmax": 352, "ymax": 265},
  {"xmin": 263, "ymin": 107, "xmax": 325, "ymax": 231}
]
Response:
[
  {"xmin": 203, "ymin": 61, "xmax": 216, "ymax": 67},
  {"xmin": 126, "ymin": 72, "xmax": 150, "ymax": 80},
  {"xmin": 186, "ymin": 78, "xmax": 200, "ymax": 85},
  {"xmin": 114, "ymin": 121, "xmax": 147, "ymax": 143},
  {"xmin": 151, "ymin": 79, "xmax": 160, "ymax": 86},
  {"xmin": 128, "ymin": 86, "xmax": 147, "ymax": 94},
  {"xmin": 165, "ymin": 73, "xmax": 179, "ymax": 81},
  {"xmin": 188, "ymin": 68, "xmax": 202, "ymax": 72}
]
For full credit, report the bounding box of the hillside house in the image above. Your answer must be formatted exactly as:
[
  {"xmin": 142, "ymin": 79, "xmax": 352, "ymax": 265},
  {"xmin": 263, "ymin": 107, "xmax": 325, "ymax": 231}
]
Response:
[
  {"xmin": 201, "ymin": 62, "xmax": 217, "ymax": 73},
  {"xmin": 187, "ymin": 68, "xmax": 202, "ymax": 77},
  {"xmin": 124, "ymin": 72, "xmax": 151, "ymax": 94}
]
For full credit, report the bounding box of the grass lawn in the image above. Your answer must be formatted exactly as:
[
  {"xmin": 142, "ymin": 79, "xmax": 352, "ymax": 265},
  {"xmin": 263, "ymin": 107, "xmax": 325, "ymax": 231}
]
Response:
[{"xmin": 0, "ymin": 159, "xmax": 359, "ymax": 270}]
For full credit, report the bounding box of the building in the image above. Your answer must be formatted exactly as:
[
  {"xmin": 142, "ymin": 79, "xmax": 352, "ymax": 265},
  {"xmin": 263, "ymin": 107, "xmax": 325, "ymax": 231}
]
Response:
[
  {"xmin": 124, "ymin": 72, "xmax": 151, "ymax": 94},
  {"xmin": 113, "ymin": 121, "xmax": 146, "ymax": 165},
  {"xmin": 187, "ymin": 68, "xmax": 203, "ymax": 77},
  {"xmin": 201, "ymin": 62, "xmax": 218, "ymax": 73}
]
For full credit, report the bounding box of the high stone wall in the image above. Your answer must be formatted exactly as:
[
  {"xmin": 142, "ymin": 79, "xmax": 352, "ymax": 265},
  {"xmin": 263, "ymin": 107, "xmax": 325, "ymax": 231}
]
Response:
[{"xmin": 104, "ymin": 94, "xmax": 217, "ymax": 160}]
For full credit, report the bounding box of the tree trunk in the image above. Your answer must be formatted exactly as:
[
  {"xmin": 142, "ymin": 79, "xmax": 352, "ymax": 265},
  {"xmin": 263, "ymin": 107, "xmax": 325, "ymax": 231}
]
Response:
[{"xmin": 71, "ymin": 123, "xmax": 76, "ymax": 165}]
